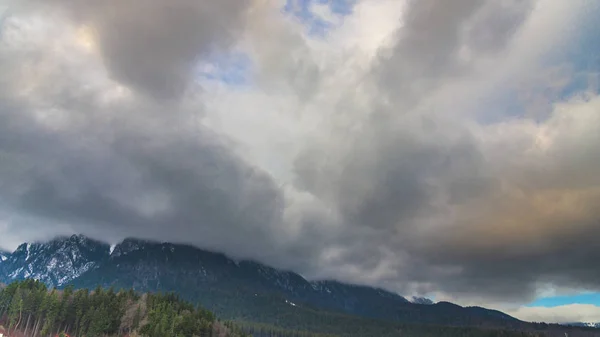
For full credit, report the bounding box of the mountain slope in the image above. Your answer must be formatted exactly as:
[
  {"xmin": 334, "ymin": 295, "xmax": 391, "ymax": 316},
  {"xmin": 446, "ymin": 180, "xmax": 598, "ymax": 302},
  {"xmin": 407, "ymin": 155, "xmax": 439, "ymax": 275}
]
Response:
[
  {"xmin": 411, "ymin": 296, "xmax": 434, "ymax": 305},
  {"xmin": 0, "ymin": 234, "xmax": 109, "ymax": 287},
  {"xmin": 0, "ymin": 249, "xmax": 8, "ymax": 262},
  {"xmin": 71, "ymin": 239, "xmax": 420, "ymax": 324},
  {"xmin": 1, "ymin": 235, "xmax": 523, "ymax": 329},
  {"xmin": 566, "ymin": 323, "xmax": 600, "ymax": 329}
]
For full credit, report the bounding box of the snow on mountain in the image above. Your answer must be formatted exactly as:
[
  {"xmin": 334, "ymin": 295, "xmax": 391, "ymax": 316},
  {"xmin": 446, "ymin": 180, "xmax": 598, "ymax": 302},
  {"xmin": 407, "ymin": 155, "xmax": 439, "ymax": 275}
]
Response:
[
  {"xmin": 0, "ymin": 235, "xmax": 526, "ymax": 328},
  {"xmin": 109, "ymin": 237, "xmax": 146, "ymax": 257},
  {"xmin": 564, "ymin": 322, "xmax": 600, "ymax": 328},
  {"xmin": 0, "ymin": 250, "xmax": 8, "ymax": 262},
  {"xmin": 411, "ymin": 296, "xmax": 435, "ymax": 305},
  {"xmin": 0, "ymin": 234, "xmax": 110, "ymax": 287}
]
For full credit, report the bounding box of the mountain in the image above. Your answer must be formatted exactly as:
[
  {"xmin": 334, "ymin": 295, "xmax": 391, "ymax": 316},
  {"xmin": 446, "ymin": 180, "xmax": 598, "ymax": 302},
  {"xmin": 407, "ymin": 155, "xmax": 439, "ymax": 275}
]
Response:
[
  {"xmin": 3, "ymin": 280, "xmax": 568, "ymax": 337},
  {"xmin": 71, "ymin": 238, "xmax": 434, "ymax": 325},
  {"xmin": 0, "ymin": 234, "xmax": 109, "ymax": 287},
  {"xmin": 565, "ymin": 323, "xmax": 600, "ymax": 328},
  {"xmin": 411, "ymin": 296, "xmax": 434, "ymax": 305},
  {"xmin": 0, "ymin": 235, "xmax": 526, "ymax": 329}
]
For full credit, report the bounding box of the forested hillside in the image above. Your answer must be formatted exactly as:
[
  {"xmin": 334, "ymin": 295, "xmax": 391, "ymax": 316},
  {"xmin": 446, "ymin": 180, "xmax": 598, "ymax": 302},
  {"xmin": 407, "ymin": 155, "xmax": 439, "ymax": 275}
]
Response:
[
  {"xmin": 0, "ymin": 279, "xmax": 249, "ymax": 337},
  {"xmin": 2, "ymin": 280, "xmax": 599, "ymax": 337}
]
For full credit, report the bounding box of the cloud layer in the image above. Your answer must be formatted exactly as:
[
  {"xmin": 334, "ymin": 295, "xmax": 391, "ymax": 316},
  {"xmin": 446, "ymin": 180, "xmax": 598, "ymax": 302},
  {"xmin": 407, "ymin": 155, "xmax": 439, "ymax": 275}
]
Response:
[
  {"xmin": 509, "ymin": 304, "xmax": 600, "ymax": 324},
  {"xmin": 1, "ymin": 0, "xmax": 599, "ymax": 313}
]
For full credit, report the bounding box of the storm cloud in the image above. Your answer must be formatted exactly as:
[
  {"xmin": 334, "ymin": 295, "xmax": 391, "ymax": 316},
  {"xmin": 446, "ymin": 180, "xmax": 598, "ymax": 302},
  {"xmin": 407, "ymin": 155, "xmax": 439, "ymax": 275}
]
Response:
[{"xmin": 1, "ymin": 0, "xmax": 600, "ymax": 311}]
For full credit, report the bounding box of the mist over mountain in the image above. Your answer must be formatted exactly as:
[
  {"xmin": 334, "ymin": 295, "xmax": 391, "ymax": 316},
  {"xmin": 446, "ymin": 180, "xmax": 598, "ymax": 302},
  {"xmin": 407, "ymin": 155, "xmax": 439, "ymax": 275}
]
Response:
[
  {"xmin": 0, "ymin": 235, "xmax": 518, "ymax": 327},
  {"xmin": 3, "ymin": 235, "xmax": 600, "ymax": 337}
]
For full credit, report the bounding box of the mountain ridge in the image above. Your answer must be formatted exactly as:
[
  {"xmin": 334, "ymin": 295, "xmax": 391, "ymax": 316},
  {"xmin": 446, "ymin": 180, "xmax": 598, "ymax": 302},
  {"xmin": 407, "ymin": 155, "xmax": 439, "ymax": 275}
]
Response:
[
  {"xmin": 0, "ymin": 234, "xmax": 109, "ymax": 287},
  {"xmin": 565, "ymin": 323, "xmax": 600, "ymax": 329},
  {"xmin": 0, "ymin": 234, "xmax": 530, "ymax": 330},
  {"xmin": 1, "ymin": 235, "xmax": 409, "ymax": 300}
]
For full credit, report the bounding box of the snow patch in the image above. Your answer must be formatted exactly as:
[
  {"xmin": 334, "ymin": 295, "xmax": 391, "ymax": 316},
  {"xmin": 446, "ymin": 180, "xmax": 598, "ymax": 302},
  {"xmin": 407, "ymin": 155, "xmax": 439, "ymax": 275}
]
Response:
[
  {"xmin": 71, "ymin": 249, "xmax": 78, "ymax": 261},
  {"xmin": 285, "ymin": 300, "xmax": 297, "ymax": 307},
  {"xmin": 110, "ymin": 244, "xmax": 116, "ymax": 255},
  {"xmin": 9, "ymin": 267, "xmax": 24, "ymax": 279},
  {"xmin": 25, "ymin": 243, "xmax": 32, "ymax": 261},
  {"xmin": 48, "ymin": 257, "xmax": 58, "ymax": 269}
]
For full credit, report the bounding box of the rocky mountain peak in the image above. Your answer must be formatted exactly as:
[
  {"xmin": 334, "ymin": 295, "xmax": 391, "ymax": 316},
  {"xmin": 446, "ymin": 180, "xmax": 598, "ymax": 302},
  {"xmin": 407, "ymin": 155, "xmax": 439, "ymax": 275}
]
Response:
[
  {"xmin": 0, "ymin": 235, "xmax": 110, "ymax": 287},
  {"xmin": 110, "ymin": 237, "xmax": 183, "ymax": 258},
  {"xmin": 411, "ymin": 296, "xmax": 435, "ymax": 305}
]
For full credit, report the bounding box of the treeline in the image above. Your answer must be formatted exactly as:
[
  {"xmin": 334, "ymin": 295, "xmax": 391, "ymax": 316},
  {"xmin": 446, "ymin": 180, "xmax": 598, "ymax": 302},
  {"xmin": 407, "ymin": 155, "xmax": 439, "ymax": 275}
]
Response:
[
  {"xmin": 234, "ymin": 321, "xmax": 337, "ymax": 337},
  {"xmin": 1, "ymin": 280, "xmax": 596, "ymax": 337},
  {"xmin": 233, "ymin": 320, "xmax": 547, "ymax": 337},
  {"xmin": 0, "ymin": 279, "xmax": 249, "ymax": 337}
]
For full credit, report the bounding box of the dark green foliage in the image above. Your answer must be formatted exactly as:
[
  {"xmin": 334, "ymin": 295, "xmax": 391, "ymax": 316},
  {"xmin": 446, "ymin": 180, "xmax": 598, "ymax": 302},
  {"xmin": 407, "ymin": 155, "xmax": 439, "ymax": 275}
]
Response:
[
  {"xmin": 2, "ymin": 280, "xmax": 599, "ymax": 337},
  {"xmin": 139, "ymin": 293, "xmax": 214, "ymax": 337},
  {"xmin": 0, "ymin": 280, "xmax": 248, "ymax": 337},
  {"xmin": 68, "ymin": 239, "xmax": 528, "ymax": 330}
]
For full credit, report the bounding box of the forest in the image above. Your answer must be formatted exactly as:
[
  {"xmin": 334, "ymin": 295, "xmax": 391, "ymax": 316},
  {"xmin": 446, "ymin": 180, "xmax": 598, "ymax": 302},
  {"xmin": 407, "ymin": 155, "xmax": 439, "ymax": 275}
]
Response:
[
  {"xmin": 0, "ymin": 279, "xmax": 590, "ymax": 337},
  {"xmin": 0, "ymin": 279, "xmax": 248, "ymax": 337}
]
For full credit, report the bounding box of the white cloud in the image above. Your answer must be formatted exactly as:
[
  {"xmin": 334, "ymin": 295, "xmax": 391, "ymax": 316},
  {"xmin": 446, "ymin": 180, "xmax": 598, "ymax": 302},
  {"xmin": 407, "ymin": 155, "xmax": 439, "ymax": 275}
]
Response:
[{"xmin": 508, "ymin": 304, "xmax": 600, "ymax": 324}]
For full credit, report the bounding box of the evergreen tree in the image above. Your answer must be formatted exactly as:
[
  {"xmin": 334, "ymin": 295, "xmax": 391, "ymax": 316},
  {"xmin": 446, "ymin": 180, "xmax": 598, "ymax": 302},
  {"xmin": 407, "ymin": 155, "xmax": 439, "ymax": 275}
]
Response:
[{"xmin": 0, "ymin": 279, "xmax": 594, "ymax": 337}]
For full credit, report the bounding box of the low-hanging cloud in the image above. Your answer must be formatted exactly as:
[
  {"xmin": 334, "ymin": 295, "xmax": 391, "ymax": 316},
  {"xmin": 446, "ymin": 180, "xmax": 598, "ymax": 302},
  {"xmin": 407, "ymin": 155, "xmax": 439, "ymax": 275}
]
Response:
[
  {"xmin": 508, "ymin": 304, "xmax": 600, "ymax": 324},
  {"xmin": 1, "ymin": 0, "xmax": 600, "ymax": 311}
]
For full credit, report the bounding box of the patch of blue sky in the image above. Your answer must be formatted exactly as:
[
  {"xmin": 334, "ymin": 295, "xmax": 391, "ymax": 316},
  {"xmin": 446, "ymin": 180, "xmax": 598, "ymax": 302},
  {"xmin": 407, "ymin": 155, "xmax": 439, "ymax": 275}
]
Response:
[
  {"xmin": 283, "ymin": 0, "xmax": 356, "ymax": 37},
  {"xmin": 195, "ymin": 52, "xmax": 254, "ymax": 88},
  {"xmin": 528, "ymin": 293, "xmax": 600, "ymax": 308},
  {"xmin": 194, "ymin": 0, "xmax": 357, "ymax": 87},
  {"xmin": 558, "ymin": 22, "xmax": 600, "ymax": 98},
  {"xmin": 541, "ymin": 6, "xmax": 600, "ymax": 100},
  {"xmin": 473, "ymin": 89, "xmax": 526, "ymax": 124}
]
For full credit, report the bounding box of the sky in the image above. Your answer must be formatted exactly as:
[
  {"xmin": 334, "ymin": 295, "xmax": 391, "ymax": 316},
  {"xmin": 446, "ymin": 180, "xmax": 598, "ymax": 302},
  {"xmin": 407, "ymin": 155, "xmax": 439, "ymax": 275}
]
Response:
[{"xmin": 0, "ymin": 0, "xmax": 599, "ymax": 324}]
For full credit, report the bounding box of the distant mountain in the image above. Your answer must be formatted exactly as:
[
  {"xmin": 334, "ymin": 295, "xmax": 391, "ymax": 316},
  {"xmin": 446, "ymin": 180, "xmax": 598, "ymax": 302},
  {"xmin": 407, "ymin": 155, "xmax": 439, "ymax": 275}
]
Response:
[
  {"xmin": 0, "ymin": 235, "xmax": 527, "ymax": 330},
  {"xmin": 565, "ymin": 323, "xmax": 600, "ymax": 328}
]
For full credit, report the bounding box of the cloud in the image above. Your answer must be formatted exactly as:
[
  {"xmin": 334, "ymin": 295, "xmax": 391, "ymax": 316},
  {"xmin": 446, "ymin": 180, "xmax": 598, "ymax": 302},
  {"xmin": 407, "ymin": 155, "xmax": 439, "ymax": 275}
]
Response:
[
  {"xmin": 1, "ymin": 0, "xmax": 599, "ymax": 309},
  {"xmin": 0, "ymin": 1, "xmax": 293, "ymax": 261},
  {"xmin": 508, "ymin": 304, "xmax": 600, "ymax": 324},
  {"xmin": 14, "ymin": 0, "xmax": 252, "ymax": 100},
  {"xmin": 286, "ymin": 0, "xmax": 600, "ymax": 303}
]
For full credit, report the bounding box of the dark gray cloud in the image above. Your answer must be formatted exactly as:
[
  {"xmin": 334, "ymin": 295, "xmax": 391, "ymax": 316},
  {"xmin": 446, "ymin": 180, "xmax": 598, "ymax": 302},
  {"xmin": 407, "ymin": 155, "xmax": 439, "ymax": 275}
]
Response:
[
  {"xmin": 0, "ymin": 1, "xmax": 298, "ymax": 264},
  {"xmin": 463, "ymin": 0, "xmax": 535, "ymax": 54},
  {"xmin": 0, "ymin": 82, "xmax": 288, "ymax": 262},
  {"xmin": 1, "ymin": 0, "xmax": 599, "ymax": 308},
  {"xmin": 17, "ymin": 0, "xmax": 250, "ymax": 100}
]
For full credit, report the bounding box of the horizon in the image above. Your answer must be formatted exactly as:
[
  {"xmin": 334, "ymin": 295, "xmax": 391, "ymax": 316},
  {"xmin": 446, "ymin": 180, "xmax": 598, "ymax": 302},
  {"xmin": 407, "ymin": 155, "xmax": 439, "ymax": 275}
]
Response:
[{"xmin": 1, "ymin": 0, "xmax": 600, "ymax": 326}]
